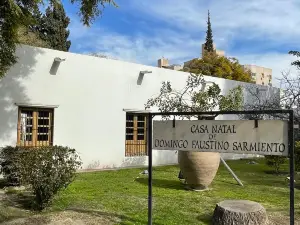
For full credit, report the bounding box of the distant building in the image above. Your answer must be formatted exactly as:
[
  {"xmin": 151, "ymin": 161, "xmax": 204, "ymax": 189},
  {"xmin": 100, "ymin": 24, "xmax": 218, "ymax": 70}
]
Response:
[
  {"xmin": 157, "ymin": 57, "xmax": 169, "ymax": 68},
  {"xmin": 168, "ymin": 64, "xmax": 183, "ymax": 71},
  {"xmin": 157, "ymin": 57, "xmax": 183, "ymax": 71},
  {"xmin": 242, "ymin": 64, "xmax": 272, "ymax": 86},
  {"xmin": 158, "ymin": 44, "xmax": 273, "ymax": 87}
]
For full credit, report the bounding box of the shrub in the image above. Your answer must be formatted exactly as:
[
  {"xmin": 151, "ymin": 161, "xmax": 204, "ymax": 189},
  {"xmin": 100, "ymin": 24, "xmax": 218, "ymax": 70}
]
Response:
[
  {"xmin": 15, "ymin": 145, "xmax": 82, "ymax": 210},
  {"xmin": 0, "ymin": 146, "xmax": 22, "ymax": 186},
  {"xmin": 265, "ymin": 155, "xmax": 286, "ymax": 174}
]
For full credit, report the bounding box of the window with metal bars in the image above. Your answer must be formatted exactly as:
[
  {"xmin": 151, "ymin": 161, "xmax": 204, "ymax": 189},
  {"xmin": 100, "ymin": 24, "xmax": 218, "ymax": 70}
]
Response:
[
  {"xmin": 125, "ymin": 113, "xmax": 147, "ymax": 156},
  {"xmin": 17, "ymin": 107, "xmax": 54, "ymax": 147}
]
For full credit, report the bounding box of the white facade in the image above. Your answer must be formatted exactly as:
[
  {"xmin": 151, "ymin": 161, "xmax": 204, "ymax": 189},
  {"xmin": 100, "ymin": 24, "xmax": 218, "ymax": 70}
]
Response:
[{"xmin": 0, "ymin": 45, "xmax": 279, "ymax": 170}]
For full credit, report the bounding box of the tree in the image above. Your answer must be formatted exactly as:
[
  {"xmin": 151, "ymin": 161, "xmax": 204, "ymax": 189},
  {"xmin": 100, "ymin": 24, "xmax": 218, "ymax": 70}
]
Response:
[
  {"xmin": 289, "ymin": 50, "xmax": 300, "ymax": 69},
  {"xmin": 265, "ymin": 155, "xmax": 286, "ymax": 174},
  {"xmin": 145, "ymin": 73, "xmax": 244, "ymax": 184},
  {"xmin": 17, "ymin": 25, "xmax": 50, "ymax": 48},
  {"xmin": 295, "ymin": 141, "xmax": 300, "ymax": 172},
  {"xmin": 241, "ymin": 51, "xmax": 300, "ymax": 174},
  {"xmin": 183, "ymin": 10, "xmax": 252, "ymax": 83},
  {"xmin": 16, "ymin": 8, "xmax": 50, "ymax": 48},
  {"xmin": 145, "ymin": 73, "xmax": 244, "ymax": 119},
  {"xmin": 37, "ymin": 3, "xmax": 71, "ymax": 51},
  {"xmin": 241, "ymin": 85, "xmax": 287, "ymax": 175},
  {"xmin": 204, "ymin": 10, "xmax": 214, "ymax": 53},
  {"xmin": 0, "ymin": 0, "xmax": 117, "ymax": 78},
  {"xmin": 183, "ymin": 53, "xmax": 253, "ymax": 83}
]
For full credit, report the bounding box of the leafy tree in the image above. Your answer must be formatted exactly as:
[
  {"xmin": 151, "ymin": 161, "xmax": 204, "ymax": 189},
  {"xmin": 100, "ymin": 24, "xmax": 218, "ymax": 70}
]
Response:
[
  {"xmin": 183, "ymin": 52, "xmax": 253, "ymax": 83},
  {"xmin": 183, "ymin": 10, "xmax": 252, "ymax": 83},
  {"xmin": 145, "ymin": 73, "xmax": 244, "ymax": 120},
  {"xmin": 289, "ymin": 50, "xmax": 300, "ymax": 69},
  {"xmin": 204, "ymin": 10, "xmax": 214, "ymax": 53},
  {"xmin": 295, "ymin": 141, "xmax": 300, "ymax": 172},
  {"xmin": 240, "ymin": 50, "xmax": 300, "ymax": 175},
  {"xmin": 265, "ymin": 155, "xmax": 286, "ymax": 174},
  {"xmin": 37, "ymin": 3, "xmax": 71, "ymax": 51},
  {"xmin": 17, "ymin": 25, "xmax": 50, "ymax": 48},
  {"xmin": 16, "ymin": 8, "xmax": 49, "ymax": 48},
  {"xmin": 0, "ymin": 0, "xmax": 117, "ymax": 78}
]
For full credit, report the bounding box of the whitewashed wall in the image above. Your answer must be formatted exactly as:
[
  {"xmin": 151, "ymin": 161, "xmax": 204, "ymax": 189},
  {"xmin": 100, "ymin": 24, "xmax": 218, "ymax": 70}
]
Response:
[{"xmin": 0, "ymin": 45, "xmax": 278, "ymax": 170}]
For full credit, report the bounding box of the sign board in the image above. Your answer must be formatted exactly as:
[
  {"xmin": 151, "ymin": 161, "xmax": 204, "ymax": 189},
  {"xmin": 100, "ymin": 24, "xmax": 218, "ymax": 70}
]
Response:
[{"xmin": 153, "ymin": 120, "xmax": 288, "ymax": 156}]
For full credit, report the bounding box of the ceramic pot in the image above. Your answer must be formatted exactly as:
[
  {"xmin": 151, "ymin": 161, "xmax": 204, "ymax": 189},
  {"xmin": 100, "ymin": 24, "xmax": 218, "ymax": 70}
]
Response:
[
  {"xmin": 178, "ymin": 116, "xmax": 220, "ymax": 190},
  {"xmin": 178, "ymin": 151, "xmax": 220, "ymax": 190}
]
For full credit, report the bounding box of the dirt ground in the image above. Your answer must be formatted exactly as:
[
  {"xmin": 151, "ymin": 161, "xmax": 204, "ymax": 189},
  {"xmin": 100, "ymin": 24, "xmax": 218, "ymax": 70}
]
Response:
[
  {"xmin": 268, "ymin": 213, "xmax": 299, "ymax": 225},
  {"xmin": 1, "ymin": 211, "xmax": 120, "ymax": 225},
  {"xmin": 1, "ymin": 211, "xmax": 298, "ymax": 225}
]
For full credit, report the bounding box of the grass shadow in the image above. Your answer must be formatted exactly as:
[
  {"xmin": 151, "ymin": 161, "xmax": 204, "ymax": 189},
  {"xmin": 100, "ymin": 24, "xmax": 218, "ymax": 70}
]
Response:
[
  {"xmin": 196, "ymin": 212, "xmax": 212, "ymax": 225},
  {"xmin": 216, "ymin": 179, "xmax": 241, "ymax": 186},
  {"xmin": 0, "ymin": 212, "xmax": 27, "ymax": 224},
  {"xmin": 3, "ymin": 191, "xmax": 36, "ymax": 211},
  {"xmin": 264, "ymin": 170, "xmax": 289, "ymax": 176},
  {"xmin": 243, "ymin": 177, "xmax": 287, "ymax": 187},
  {"xmin": 135, "ymin": 177, "xmax": 184, "ymax": 190},
  {"xmin": 0, "ymin": 179, "xmax": 8, "ymax": 189},
  {"xmin": 0, "ymin": 191, "xmax": 34, "ymax": 224}
]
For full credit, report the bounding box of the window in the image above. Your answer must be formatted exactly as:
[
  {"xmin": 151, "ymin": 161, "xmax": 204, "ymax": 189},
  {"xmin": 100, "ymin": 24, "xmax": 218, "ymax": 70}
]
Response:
[
  {"xmin": 17, "ymin": 107, "xmax": 54, "ymax": 147},
  {"xmin": 125, "ymin": 113, "xmax": 147, "ymax": 156}
]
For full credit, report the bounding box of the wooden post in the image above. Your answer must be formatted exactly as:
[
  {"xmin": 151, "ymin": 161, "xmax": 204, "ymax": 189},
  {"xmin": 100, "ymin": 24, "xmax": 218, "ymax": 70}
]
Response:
[{"xmin": 220, "ymin": 157, "xmax": 243, "ymax": 186}]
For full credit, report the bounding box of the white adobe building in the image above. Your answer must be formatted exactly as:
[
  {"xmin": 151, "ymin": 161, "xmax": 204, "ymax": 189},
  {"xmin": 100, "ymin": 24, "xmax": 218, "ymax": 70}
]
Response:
[{"xmin": 0, "ymin": 45, "xmax": 280, "ymax": 170}]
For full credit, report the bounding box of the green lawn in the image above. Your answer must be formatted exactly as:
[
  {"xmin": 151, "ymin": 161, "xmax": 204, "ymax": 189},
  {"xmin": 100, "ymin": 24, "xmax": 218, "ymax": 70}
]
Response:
[{"xmin": 46, "ymin": 158, "xmax": 300, "ymax": 225}]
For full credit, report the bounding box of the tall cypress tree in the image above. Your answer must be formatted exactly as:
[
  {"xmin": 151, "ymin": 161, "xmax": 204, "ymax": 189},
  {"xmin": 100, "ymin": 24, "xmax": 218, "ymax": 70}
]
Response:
[
  {"xmin": 204, "ymin": 10, "xmax": 214, "ymax": 53},
  {"xmin": 38, "ymin": 3, "xmax": 71, "ymax": 51}
]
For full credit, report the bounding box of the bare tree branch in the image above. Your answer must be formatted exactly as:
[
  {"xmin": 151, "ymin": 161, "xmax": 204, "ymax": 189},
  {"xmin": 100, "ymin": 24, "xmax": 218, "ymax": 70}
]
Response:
[{"xmin": 145, "ymin": 73, "xmax": 244, "ymax": 120}]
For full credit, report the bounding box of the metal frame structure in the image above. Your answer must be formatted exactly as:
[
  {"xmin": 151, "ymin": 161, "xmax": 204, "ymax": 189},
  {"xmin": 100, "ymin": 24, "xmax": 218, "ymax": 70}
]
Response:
[{"xmin": 146, "ymin": 109, "xmax": 295, "ymax": 225}]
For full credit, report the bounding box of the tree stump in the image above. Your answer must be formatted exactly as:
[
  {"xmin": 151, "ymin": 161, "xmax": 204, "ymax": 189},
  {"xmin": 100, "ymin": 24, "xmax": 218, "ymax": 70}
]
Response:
[{"xmin": 212, "ymin": 200, "xmax": 268, "ymax": 225}]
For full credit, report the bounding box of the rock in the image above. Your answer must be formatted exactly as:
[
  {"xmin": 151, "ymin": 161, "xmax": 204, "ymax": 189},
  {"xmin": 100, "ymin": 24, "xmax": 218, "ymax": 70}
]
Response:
[
  {"xmin": 212, "ymin": 200, "xmax": 268, "ymax": 225},
  {"xmin": 140, "ymin": 170, "xmax": 148, "ymax": 175},
  {"xmin": 286, "ymin": 177, "xmax": 296, "ymax": 183},
  {"xmin": 247, "ymin": 161, "xmax": 258, "ymax": 164}
]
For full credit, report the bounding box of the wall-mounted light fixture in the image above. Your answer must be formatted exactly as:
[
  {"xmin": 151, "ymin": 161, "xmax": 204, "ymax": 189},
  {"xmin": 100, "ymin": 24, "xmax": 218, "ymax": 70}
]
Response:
[
  {"xmin": 137, "ymin": 70, "xmax": 152, "ymax": 85},
  {"xmin": 140, "ymin": 70, "xmax": 152, "ymax": 74},
  {"xmin": 50, "ymin": 57, "xmax": 66, "ymax": 75}
]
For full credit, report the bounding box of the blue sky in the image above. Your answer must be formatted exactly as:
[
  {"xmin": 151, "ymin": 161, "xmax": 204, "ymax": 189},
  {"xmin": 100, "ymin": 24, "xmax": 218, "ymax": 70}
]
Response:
[{"xmin": 60, "ymin": 0, "xmax": 299, "ymax": 86}]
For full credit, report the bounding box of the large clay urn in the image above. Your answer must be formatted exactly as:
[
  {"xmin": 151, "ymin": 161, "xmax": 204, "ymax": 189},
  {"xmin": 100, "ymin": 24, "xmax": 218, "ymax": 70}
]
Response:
[
  {"xmin": 178, "ymin": 116, "xmax": 220, "ymax": 191},
  {"xmin": 178, "ymin": 151, "xmax": 220, "ymax": 190}
]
